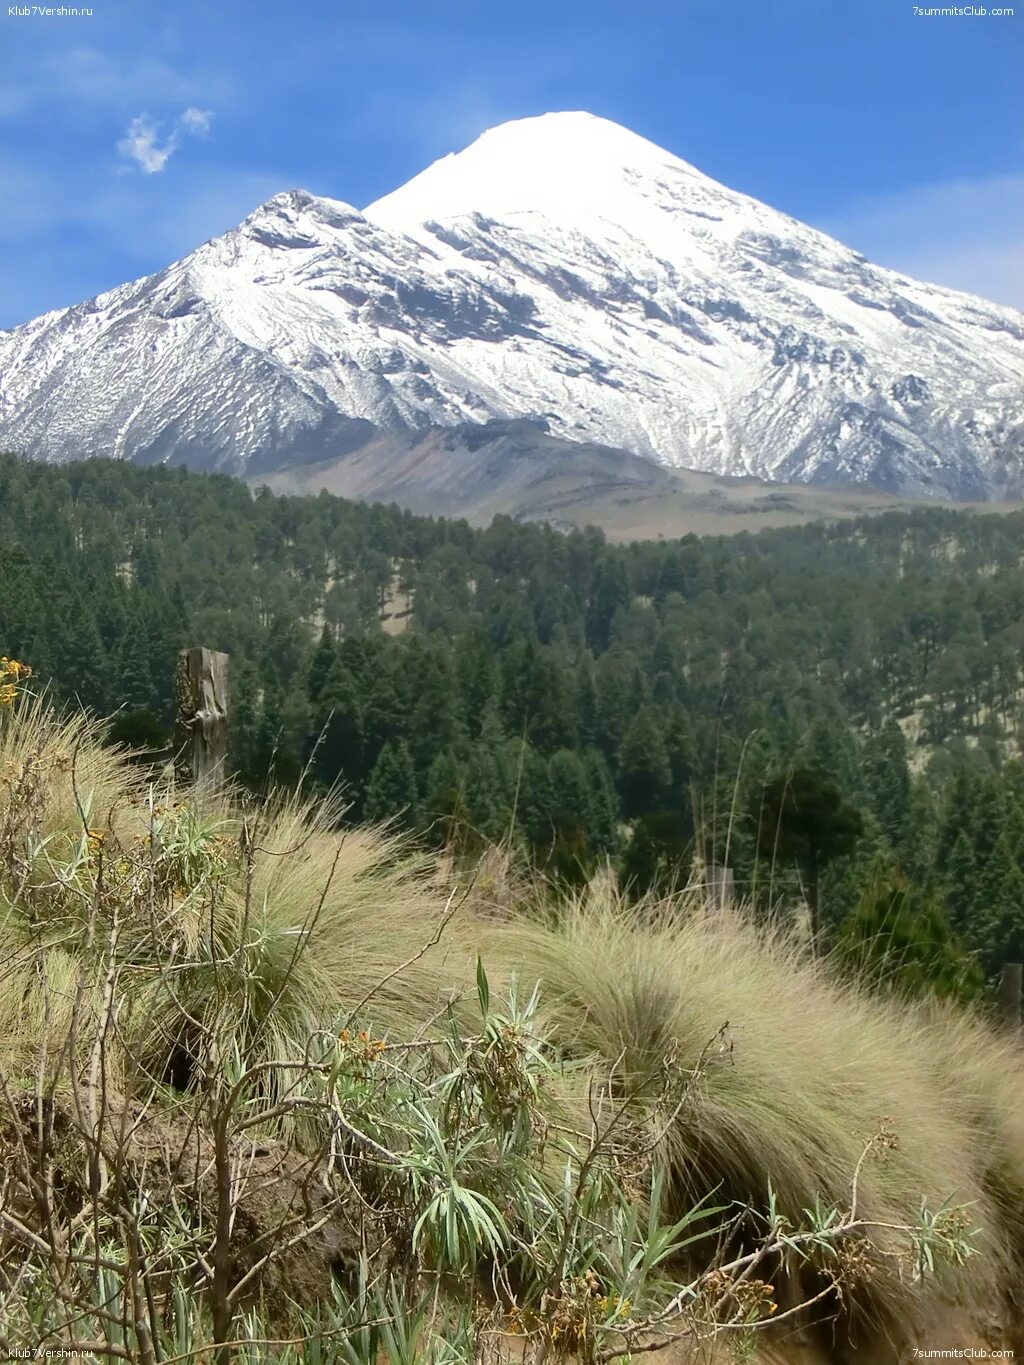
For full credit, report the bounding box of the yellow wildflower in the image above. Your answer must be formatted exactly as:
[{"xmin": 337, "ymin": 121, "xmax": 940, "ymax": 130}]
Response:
[{"xmin": 0, "ymin": 658, "xmax": 32, "ymax": 708}]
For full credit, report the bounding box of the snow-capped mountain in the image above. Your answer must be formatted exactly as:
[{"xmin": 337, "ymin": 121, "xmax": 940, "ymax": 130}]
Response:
[{"xmin": 2, "ymin": 112, "xmax": 1022, "ymax": 496}]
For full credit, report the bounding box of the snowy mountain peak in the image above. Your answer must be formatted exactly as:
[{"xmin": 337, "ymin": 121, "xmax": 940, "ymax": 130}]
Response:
[
  {"xmin": 1, "ymin": 111, "xmax": 1022, "ymax": 498},
  {"xmin": 366, "ymin": 111, "xmax": 714, "ymax": 235},
  {"xmin": 236, "ymin": 189, "xmax": 368, "ymax": 244}
]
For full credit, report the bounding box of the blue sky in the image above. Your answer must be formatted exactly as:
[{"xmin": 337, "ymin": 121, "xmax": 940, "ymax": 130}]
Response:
[{"xmin": 1, "ymin": 0, "xmax": 1021, "ymax": 327}]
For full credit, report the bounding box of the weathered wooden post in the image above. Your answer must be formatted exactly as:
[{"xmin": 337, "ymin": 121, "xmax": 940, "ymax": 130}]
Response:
[
  {"xmin": 174, "ymin": 648, "xmax": 229, "ymax": 787},
  {"xmin": 998, "ymin": 963, "xmax": 1022, "ymax": 1033},
  {"xmin": 708, "ymin": 862, "xmax": 735, "ymax": 910}
]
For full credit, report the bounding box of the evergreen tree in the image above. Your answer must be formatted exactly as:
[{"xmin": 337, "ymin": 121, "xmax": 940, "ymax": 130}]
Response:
[
  {"xmin": 114, "ymin": 614, "xmax": 159, "ymax": 715},
  {"xmin": 230, "ymin": 663, "xmax": 263, "ymax": 790},
  {"xmin": 422, "ymin": 751, "xmax": 466, "ymax": 846},
  {"xmin": 364, "ymin": 740, "xmax": 418, "ymax": 823},
  {"xmin": 533, "ymin": 750, "xmax": 593, "ymax": 887},
  {"xmin": 864, "ymin": 718, "xmax": 912, "ymax": 850},
  {"xmin": 312, "ymin": 661, "xmax": 364, "ymax": 800},
  {"xmin": 58, "ymin": 602, "xmax": 108, "ymax": 713},
  {"xmin": 976, "ymin": 832, "xmax": 1024, "ymax": 974},
  {"xmin": 944, "ymin": 830, "xmax": 978, "ymax": 937},
  {"xmin": 582, "ymin": 750, "xmax": 620, "ymax": 855},
  {"xmin": 617, "ymin": 707, "xmax": 671, "ymax": 819},
  {"xmin": 586, "ymin": 559, "xmax": 631, "ymax": 651},
  {"xmin": 307, "ymin": 625, "xmax": 336, "ymax": 703},
  {"xmin": 755, "ymin": 767, "xmax": 864, "ymax": 934},
  {"xmin": 835, "ymin": 862, "xmax": 983, "ymax": 1003},
  {"xmin": 456, "ymin": 628, "xmax": 498, "ymax": 738}
]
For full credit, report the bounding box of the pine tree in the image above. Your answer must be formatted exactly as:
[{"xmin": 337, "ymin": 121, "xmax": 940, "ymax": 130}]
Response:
[
  {"xmin": 534, "ymin": 750, "xmax": 592, "ymax": 887},
  {"xmin": 944, "ymin": 829, "xmax": 978, "ymax": 938},
  {"xmin": 406, "ymin": 643, "xmax": 458, "ymax": 772},
  {"xmin": 312, "ymin": 660, "xmax": 364, "ymax": 800},
  {"xmin": 250, "ymin": 682, "xmax": 285, "ymax": 790},
  {"xmin": 230, "ymin": 663, "xmax": 262, "ymax": 789},
  {"xmin": 463, "ymin": 739, "xmax": 516, "ymax": 845},
  {"xmin": 361, "ymin": 662, "xmax": 403, "ymax": 776},
  {"xmin": 456, "ymin": 629, "xmax": 498, "ymax": 740},
  {"xmin": 976, "ymin": 832, "xmax": 1024, "ymax": 973},
  {"xmin": 422, "ymin": 751, "xmax": 466, "ymax": 846},
  {"xmin": 307, "ymin": 625, "xmax": 336, "ymax": 704},
  {"xmin": 59, "ymin": 601, "xmax": 108, "ymax": 712},
  {"xmin": 114, "ymin": 614, "xmax": 159, "ymax": 714},
  {"xmin": 835, "ymin": 862, "xmax": 983, "ymax": 1003},
  {"xmin": 574, "ymin": 661, "xmax": 598, "ymax": 749},
  {"xmin": 864, "ymin": 718, "xmax": 912, "ymax": 850},
  {"xmin": 755, "ymin": 767, "xmax": 864, "ymax": 935},
  {"xmin": 586, "ymin": 558, "xmax": 631, "ymax": 651},
  {"xmin": 274, "ymin": 687, "xmax": 311, "ymax": 789},
  {"xmin": 620, "ymin": 821, "xmax": 658, "ymax": 897},
  {"xmin": 617, "ymin": 707, "xmax": 671, "ymax": 819},
  {"xmin": 583, "ymin": 750, "xmax": 620, "ymax": 855},
  {"xmin": 364, "ymin": 740, "xmax": 418, "ymax": 823},
  {"xmin": 653, "ymin": 552, "xmax": 689, "ymax": 605}
]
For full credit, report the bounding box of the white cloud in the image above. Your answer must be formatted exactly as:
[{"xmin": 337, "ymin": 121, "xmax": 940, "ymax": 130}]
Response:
[
  {"xmin": 117, "ymin": 106, "xmax": 214, "ymax": 175},
  {"xmin": 819, "ymin": 173, "xmax": 1024, "ymax": 311},
  {"xmin": 117, "ymin": 115, "xmax": 177, "ymax": 174},
  {"xmin": 180, "ymin": 106, "xmax": 212, "ymax": 136}
]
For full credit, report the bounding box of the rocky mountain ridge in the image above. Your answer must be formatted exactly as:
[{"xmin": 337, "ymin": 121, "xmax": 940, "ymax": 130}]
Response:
[{"xmin": 1, "ymin": 112, "xmax": 1021, "ymax": 498}]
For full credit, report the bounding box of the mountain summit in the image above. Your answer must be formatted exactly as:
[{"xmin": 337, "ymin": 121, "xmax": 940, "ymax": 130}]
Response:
[
  {"xmin": 1, "ymin": 112, "xmax": 1022, "ymax": 496},
  {"xmin": 366, "ymin": 111, "xmax": 717, "ymax": 228}
]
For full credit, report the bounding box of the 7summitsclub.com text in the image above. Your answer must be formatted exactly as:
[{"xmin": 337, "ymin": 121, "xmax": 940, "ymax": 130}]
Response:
[{"xmin": 913, "ymin": 4, "xmax": 1014, "ymax": 13}]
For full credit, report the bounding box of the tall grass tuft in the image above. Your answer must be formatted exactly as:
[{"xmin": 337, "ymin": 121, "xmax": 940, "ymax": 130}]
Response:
[
  {"xmin": 127, "ymin": 791, "xmax": 481, "ymax": 1103},
  {"xmin": 498, "ymin": 886, "xmax": 1024, "ymax": 1348}
]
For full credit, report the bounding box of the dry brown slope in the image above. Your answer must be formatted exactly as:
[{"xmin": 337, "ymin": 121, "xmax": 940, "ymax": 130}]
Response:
[{"xmin": 255, "ymin": 418, "xmax": 1022, "ymax": 541}]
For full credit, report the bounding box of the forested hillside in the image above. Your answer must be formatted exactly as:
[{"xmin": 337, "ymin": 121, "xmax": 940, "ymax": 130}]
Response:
[{"xmin": 2, "ymin": 453, "xmax": 1023, "ymax": 985}]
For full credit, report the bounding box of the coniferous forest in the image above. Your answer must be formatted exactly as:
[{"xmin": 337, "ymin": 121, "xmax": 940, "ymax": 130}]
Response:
[{"xmin": 2, "ymin": 452, "xmax": 1023, "ymax": 994}]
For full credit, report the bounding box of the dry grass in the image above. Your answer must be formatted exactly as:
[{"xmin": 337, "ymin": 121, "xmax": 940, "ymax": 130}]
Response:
[
  {"xmin": 495, "ymin": 890, "xmax": 1024, "ymax": 1347},
  {"xmin": 1, "ymin": 702, "xmax": 1023, "ymax": 1357},
  {"xmin": 0, "ymin": 699, "xmax": 481, "ymax": 1091},
  {"xmin": 126, "ymin": 798, "xmax": 482, "ymax": 1099}
]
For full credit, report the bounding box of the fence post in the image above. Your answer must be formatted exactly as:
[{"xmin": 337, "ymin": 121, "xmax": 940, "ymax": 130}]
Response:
[
  {"xmin": 174, "ymin": 648, "xmax": 230, "ymax": 787},
  {"xmin": 998, "ymin": 963, "xmax": 1022, "ymax": 1033},
  {"xmin": 708, "ymin": 862, "xmax": 735, "ymax": 911}
]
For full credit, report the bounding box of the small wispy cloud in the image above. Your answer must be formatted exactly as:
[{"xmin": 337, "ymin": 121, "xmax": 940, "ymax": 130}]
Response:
[
  {"xmin": 117, "ymin": 106, "xmax": 213, "ymax": 175},
  {"xmin": 117, "ymin": 116, "xmax": 176, "ymax": 174},
  {"xmin": 179, "ymin": 106, "xmax": 213, "ymax": 136}
]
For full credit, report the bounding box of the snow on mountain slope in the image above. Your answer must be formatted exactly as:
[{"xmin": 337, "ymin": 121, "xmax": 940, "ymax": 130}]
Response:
[{"xmin": 1, "ymin": 112, "xmax": 1022, "ymax": 496}]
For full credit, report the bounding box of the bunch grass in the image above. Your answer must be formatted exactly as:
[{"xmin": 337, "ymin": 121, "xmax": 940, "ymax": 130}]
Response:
[{"xmin": 0, "ymin": 698, "xmax": 1022, "ymax": 1360}]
